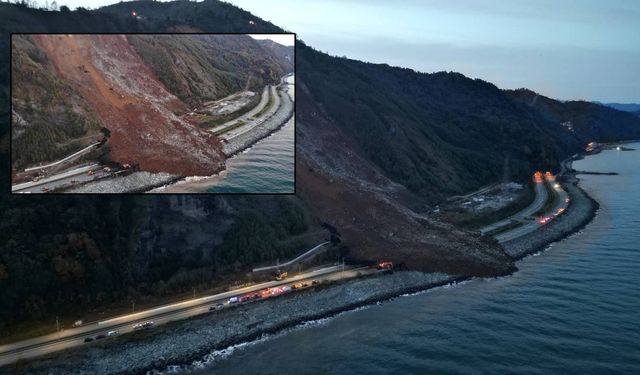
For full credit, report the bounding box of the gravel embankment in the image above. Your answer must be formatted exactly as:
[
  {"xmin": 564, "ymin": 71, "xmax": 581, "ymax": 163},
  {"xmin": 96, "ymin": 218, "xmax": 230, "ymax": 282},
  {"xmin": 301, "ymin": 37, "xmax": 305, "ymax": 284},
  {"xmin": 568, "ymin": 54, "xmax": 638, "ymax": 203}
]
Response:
[
  {"xmin": 8, "ymin": 272, "xmax": 458, "ymax": 375},
  {"xmin": 501, "ymin": 173, "xmax": 598, "ymax": 259},
  {"xmin": 223, "ymin": 88, "xmax": 294, "ymax": 157},
  {"xmin": 66, "ymin": 172, "xmax": 181, "ymax": 193}
]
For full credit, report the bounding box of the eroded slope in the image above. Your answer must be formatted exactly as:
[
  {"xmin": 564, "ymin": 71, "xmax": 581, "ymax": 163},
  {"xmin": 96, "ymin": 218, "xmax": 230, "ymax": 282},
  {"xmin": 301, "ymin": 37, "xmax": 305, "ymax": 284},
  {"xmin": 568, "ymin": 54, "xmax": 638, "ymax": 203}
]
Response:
[
  {"xmin": 30, "ymin": 34, "xmax": 224, "ymax": 175},
  {"xmin": 297, "ymin": 78, "xmax": 515, "ymax": 277}
]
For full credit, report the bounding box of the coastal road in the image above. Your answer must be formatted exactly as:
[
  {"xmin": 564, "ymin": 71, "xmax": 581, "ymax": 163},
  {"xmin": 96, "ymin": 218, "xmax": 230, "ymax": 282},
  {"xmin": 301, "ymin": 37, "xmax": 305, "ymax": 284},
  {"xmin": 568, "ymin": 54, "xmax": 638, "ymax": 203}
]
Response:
[
  {"xmin": 496, "ymin": 181, "xmax": 569, "ymax": 243},
  {"xmin": 11, "ymin": 163, "xmax": 105, "ymax": 193},
  {"xmin": 0, "ymin": 264, "xmax": 372, "ymax": 367},
  {"xmin": 23, "ymin": 142, "xmax": 100, "ymax": 172},
  {"xmin": 221, "ymin": 85, "xmax": 280, "ymax": 140},
  {"xmin": 208, "ymin": 85, "xmax": 271, "ymax": 134},
  {"xmin": 480, "ymin": 177, "xmax": 547, "ymax": 235}
]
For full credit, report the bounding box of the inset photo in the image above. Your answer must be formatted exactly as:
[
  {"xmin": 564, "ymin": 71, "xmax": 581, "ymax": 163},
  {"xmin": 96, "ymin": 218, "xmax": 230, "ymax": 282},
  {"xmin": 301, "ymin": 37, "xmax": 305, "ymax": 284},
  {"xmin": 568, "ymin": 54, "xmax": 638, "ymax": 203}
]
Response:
[{"xmin": 10, "ymin": 33, "xmax": 295, "ymax": 194}]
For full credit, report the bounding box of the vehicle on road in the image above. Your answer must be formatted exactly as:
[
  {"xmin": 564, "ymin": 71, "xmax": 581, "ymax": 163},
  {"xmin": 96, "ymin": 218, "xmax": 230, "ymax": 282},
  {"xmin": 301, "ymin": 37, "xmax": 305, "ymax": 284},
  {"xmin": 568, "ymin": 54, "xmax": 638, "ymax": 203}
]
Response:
[
  {"xmin": 209, "ymin": 303, "xmax": 225, "ymax": 311},
  {"xmin": 228, "ymin": 296, "xmax": 239, "ymax": 304},
  {"xmin": 292, "ymin": 282, "xmax": 309, "ymax": 289},
  {"xmin": 95, "ymin": 334, "xmax": 107, "ymax": 340},
  {"xmin": 83, "ymin": 337, "xmax": 94, "ymax": 343},
  {"xmin": 107, "ymin": 330, "xmax": 119, "ymax": 337},
  {"xmin": 133, "ymin": 321, "xmax": 154, "ymax": 330},
  {"xmin": 275, "ymin": 271, "xmax": 288, "ymax": 281},
  {"xmin": 72, "ymin": 320, "xmax": 83, "ymax": 327},
  {"xmin": 538, "ymin": 216, "xmax": 552, "ymax": 224},
  {"xmin": 240, "ymin": 293, "xmax": 260, "ymax": 302}
]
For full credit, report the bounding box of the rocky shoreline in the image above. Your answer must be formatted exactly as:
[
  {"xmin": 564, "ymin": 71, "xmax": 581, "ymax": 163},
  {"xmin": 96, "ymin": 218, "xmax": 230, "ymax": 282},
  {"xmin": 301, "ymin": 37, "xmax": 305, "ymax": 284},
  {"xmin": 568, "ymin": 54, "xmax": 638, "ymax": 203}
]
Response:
[
  {"xmin": 66, "ymin": 171, "xmax": 182, "ymax": 194},
  {"xmin": 7, "ymin": 162, "xmax": 601, "ymax": 375},
  {"xmin": 222, "ymin": 87, "xmax": 294, "ymax": 157},
  {"xmin": 7, "ymin": 272, "xmax": 460, "ymax": 375}
]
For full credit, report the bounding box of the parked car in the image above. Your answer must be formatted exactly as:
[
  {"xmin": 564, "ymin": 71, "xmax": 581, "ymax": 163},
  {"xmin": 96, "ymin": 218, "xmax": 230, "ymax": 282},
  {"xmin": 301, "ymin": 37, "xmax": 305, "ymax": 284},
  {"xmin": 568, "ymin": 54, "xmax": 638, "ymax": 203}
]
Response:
[{"xmin": 72, "ymin": 320, "xmax": 83, "ymax": 327}]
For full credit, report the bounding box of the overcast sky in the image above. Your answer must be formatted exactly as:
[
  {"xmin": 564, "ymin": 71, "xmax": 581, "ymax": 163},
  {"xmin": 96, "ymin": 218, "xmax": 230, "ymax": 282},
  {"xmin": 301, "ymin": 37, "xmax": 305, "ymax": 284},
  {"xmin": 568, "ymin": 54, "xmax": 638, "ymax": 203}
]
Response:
[
  {"xmin": 50, "ymin": 0, "xmax": 640, "ymax": 102},
  {"xmin": 248, "ymin": 34, "xmax": 294, "ymax": 46},
  {"xmin": 228, "ymin": 0, "xmax": 640, "ymax": 103}
]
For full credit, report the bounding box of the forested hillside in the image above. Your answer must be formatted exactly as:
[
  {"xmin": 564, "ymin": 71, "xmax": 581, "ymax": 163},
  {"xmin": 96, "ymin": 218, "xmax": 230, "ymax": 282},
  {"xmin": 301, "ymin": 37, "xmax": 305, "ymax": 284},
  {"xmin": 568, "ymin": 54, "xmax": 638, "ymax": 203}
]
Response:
[
  {"xmin": 128, "ymin": 34, "xmax": 289, "ymax": 107},
  {"xmin": 507, "ymin": 89, "xmax": 640, "ymax": 144},
  {"xmin": 297, "ymin": 44, "xmax": 579, "ymax": 200},
  {"xmin": 0, "ymin": 195, "xmax": 315, "ymax": 336},
  {"xmin": 11, "ymin": 35, "xmax": 104, "ymax": 169}
]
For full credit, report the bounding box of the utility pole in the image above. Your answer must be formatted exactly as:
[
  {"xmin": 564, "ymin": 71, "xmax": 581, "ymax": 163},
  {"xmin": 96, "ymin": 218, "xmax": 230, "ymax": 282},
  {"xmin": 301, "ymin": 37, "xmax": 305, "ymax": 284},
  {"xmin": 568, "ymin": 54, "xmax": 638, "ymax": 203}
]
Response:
[
  {"xmin": 56, "ymin": 316, "xmax": 59, "ymax": 332},
  {"xmin": 132, "ymin": 300, "xmax": 135, "ymax": 313}
]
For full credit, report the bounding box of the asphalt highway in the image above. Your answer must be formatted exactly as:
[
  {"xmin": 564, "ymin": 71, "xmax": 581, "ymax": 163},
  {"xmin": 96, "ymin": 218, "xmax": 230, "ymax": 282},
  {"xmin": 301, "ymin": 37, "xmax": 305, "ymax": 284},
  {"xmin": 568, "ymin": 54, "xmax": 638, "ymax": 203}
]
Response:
[
  {"xmin": 221, "ymin": 85, "xmax": 281, "ymax": 140},
  {"xmin": 495, "ymin": 180, "xmax": 569, "ymax": 243},
  {"xmin": 208, "ymin": 85, "xmax": 271, "ymax": 134},
  {"xmin": 480, "ymin": 179, "xmax": 547, "ymax": 235},
  {"xmin": 11, "ymin": 163, "xmax": 105, "ymax": 193},
  {"xmin": 0, "ymin": 264, "xmax": 373, "ymax": 367}
]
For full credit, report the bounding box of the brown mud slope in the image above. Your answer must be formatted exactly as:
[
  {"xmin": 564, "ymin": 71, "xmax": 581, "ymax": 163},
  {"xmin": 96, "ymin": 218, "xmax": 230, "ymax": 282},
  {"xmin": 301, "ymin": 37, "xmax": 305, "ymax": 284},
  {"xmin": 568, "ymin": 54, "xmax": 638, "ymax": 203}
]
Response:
[
  {"xmin": 296, "ymin": 80, "xmax": 515, "ymax": 277},
  {"xmin": 31, "ymin": 35, "xmax": 224, "ymax": 176}
]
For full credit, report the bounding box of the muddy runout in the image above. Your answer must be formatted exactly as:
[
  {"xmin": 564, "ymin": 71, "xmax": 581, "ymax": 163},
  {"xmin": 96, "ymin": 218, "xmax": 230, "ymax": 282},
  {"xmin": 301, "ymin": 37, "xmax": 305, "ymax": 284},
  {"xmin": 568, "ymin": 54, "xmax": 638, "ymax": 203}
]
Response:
[
  {"xmin": 31, "ymin": 35, "xmax": 225, "ymax": 176},
  {"xmin": 295, "ymin": 78, "xmax": 516, "ymax": 278}
]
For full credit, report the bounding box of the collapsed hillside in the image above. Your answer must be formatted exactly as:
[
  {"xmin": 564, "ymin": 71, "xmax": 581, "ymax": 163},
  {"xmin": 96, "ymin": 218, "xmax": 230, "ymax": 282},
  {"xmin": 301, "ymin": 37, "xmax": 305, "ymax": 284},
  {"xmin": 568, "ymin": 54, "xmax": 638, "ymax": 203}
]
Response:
[
  {"xmin": 2, "ymin": 1, "xmax": 640, "ymax": 331},
  {"xmin": 23, "ymin": 34, "xmax": 225, "ymax": 175},
  {"xmin": 11, "ymin": 32, "xmax": 292, "ymax": 174}
]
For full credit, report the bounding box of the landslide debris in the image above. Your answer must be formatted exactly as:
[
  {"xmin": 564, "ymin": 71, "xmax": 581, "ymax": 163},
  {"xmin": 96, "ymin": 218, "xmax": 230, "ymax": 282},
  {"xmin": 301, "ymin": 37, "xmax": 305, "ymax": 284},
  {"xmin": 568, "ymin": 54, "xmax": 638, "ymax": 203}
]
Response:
[{"xmin": 30, "ymin": 34, "xmax": 225, "ymax": 176}]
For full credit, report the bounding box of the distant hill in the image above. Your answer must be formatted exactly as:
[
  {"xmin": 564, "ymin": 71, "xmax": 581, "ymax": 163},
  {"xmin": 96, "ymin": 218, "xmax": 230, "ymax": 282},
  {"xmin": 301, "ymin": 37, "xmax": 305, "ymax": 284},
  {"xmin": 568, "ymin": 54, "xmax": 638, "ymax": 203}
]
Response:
[
  {"xmin": 508, "ymin": 89, "xmax": 640, "ymax": 144},
  {"xmin": 597, "ymin": 102, "xmax": 640, "ymax": 112}
]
